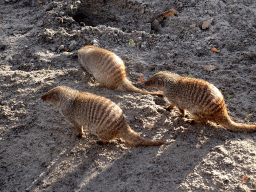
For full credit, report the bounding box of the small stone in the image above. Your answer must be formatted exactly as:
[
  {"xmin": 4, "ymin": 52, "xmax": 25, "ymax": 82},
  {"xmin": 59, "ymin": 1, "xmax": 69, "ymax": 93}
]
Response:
[
  {"xmin": 0, "ymin": 42, "xmax": 6, "ymax": 50},
  {"xmin": 92, "ymin": 39, "xmax": 99, "ymax": 46},
  {"xmin": 45, "ymin": 2, "xmax": 57, "ymax": 11},
  {"xmin": 151, "ymin": 20, "xmax": 160, "ymax": 31},
  {"xmin": 69, "ymin": 40, "xmax": 77, "ymax": 50},
  {"xmin": 191, "ymin": 0, "xmax": 196, "ymax": 6},
  {"xmin": 58, "ymin": 45, "xmax": 65, "ymax": 51},
  {"xmin": 140, "ymin": 42, "xmax": 147, "ymax": 50},
  {"xmin": 177, "ymin": 2, "xmax": 183, "ymax": 9},
  {"xmin": 59, "ymin": 11, "xmax": 65, "ymax": 16},
  {"xmin": 5, "ymin": 55, "xmax": 12, "ymax": 63},
  {"xmin": 50, "ymin": 46, "xmax": 56, "ymax": 52},
  {"xmin": 202, "ymin": 21, "xmax": 211, "ymax": 29}
]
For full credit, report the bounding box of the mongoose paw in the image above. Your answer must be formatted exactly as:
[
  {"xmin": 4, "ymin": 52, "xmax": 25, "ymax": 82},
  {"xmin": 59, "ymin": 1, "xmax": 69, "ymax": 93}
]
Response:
[
  {"xmin": 185, "ymin": 119, "xmax": 196, "ymax": 125},
  {"xmin": 165, "ymin": 107, "xmax": 171, "ymax": 112},
  {"xmin": 185, "ymin": 118, "xmax": 206, "ymax": 125},
  {"xmin": 97, "ymin": 141, "xmax": 108, "ymax": 145}
]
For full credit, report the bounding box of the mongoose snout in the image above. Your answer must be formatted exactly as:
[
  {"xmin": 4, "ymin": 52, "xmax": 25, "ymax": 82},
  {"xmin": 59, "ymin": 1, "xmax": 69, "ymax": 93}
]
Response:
[
  {"xmin": 145, "ymin": 71, "xmax": 256, "ymax": 132},
  {"xmin": 41, "ymin": 86, "xmax": 165, "ymax": 146}
]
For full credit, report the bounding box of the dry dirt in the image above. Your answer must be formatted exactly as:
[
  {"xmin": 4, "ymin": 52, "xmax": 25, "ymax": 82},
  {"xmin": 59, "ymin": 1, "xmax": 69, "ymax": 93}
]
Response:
[{"xmin": 0, "ymin": 0, "xmax": 256, "ymax": 191}]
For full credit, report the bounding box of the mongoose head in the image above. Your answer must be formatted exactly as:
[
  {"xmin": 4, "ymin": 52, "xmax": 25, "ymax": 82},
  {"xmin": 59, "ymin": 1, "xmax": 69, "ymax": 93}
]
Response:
[
  {"xmin": 41, "ymin": 86, "xmax": 68, "ymax": 107},
  {"xmin": 144, "ymin": 71, "xmax": 174, "ymax": 90}
]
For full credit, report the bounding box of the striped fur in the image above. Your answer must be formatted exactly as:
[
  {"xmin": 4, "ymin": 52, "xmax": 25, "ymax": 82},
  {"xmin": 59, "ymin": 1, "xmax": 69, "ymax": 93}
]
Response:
[
  {"xmin": 144, "ymin": 71, "xmax": 256, "ymax": 132},
  {"xmin": 41, "ymin": 86, "xmax": 165, "ymax": 146},
  {"xmin": 78, "ymin": 45, "xmax": 162, "ymax": 96}
]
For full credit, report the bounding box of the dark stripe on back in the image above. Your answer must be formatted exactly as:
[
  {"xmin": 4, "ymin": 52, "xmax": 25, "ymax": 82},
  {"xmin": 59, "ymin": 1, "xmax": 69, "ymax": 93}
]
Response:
[
  {"xmin": 89, "ymin": 97, "xmax": 97, "ymax": 122},
  {"xmin": 197, "ymin": 85, "xmax": 210, "ymax": 107},
  {"xmin": 194, "ymin": 83, "xmax": 207, "ymax": 106},
  {"xmin": 191, "ymin": 82, "xmax": 201, "ymax": 105},
  {"xmin": 100, "ymin": 53, "xmax": 114, "ymax": 72},
  {"xmin": 188, "ymin": 80, "xmax": 197, "ymax": 100},
  {"xmin": 104, "ymin": 110, "xmax": 122, "ymax": 130},
  {"xmin": 210, "ymin": 99, "xmax": 225, "ymax": 114},
  {"xmin": 97, "ymin": 102, "xmax": 114, "ymax": 128},
  {"xmin": 95, "ymin": 99, "xmax": 110, "ymax": 125},
  {"xmin": 92, "ymin": 96, "xmax": 104, "ymax": 124}
]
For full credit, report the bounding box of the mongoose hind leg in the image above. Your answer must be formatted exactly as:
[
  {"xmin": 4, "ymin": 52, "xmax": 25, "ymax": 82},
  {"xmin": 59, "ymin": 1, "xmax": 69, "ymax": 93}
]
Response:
[
  {"xmin": 96, "ymin": 132, "xmax": 116, "ymax": 145},
  {"xmin": 165, "ymin": 105, "xmax": 185, "ymax": 117},
  {"xmin": 178, "ymin": 108, "xmax": 185, "ymax": 117},
  {"xmin": 71, "ymin": 121, "xmax": 84, "ymax": 138},
  {"xmin": 185, "ymin": 115, "xmax": 208, "ymax": 125},
  {"xmin": 76, "ymin": 126, "xmax": 84, "ymax": 138},
  {"xmin": 165, "ymin": 104, "xmax": 175, "ymax": 111}
]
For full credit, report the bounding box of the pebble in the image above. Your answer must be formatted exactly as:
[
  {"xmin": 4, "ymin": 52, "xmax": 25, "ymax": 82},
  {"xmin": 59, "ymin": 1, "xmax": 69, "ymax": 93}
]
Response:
[
  {"xmin": 140, "ymin": 42, "xmax": 147, "ymax": 50},
  {"xmin": 202, "ymin": 21, "xmax": 211, "ymax": 29},
  {"xmin": 5, "ymin": 55, "xmax": 12, "ymax": 63},
  {"xmin": 69, "ymin": 40, "xmax": 77, "ymax": 50},
  {"xmin": 92, "ymin": 39, "xmax": 99, "ymax": 46},
  {"xmin": 58, "ymin": 45, "xmax": 65, "ymax": 51},
  {"xmin": 151, "ymin": 20, "xmax": 160, "ymax": 31}
]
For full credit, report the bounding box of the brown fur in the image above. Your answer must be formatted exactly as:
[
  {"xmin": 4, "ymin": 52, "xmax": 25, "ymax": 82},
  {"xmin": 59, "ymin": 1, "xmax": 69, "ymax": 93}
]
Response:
[
  {"xmin": 41, "ymin": 86, "xmax": 165, "ymax": 146},
  {"xmin": 78, "ymin": 45, "xmax": 162, "ymax": 96},
  {"xmin": 144, "ymin": 71, "xmax": 256, "ymax": 132}
]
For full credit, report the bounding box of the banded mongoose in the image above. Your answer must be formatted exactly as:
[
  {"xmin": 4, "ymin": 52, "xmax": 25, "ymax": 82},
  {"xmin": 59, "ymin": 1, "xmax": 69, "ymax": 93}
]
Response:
[
  {"xmin": 78, "ymin": 45, "xmax": 162, "ymax": 96},
  {"xmin": 41, "ymin": 86, "xmax": 165, "ymax": 146},
  {"xmin": 144, "ymin": 71, "xmax": 256, "ymax": 132}
]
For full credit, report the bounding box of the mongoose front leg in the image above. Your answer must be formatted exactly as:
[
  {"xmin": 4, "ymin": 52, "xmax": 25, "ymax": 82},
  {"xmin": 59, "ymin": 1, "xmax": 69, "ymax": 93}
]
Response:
[
  {"xmin": 178, "ymin": 108, "xmax": 185, "ymax": 117},
  {"xmin": 66, "ymin": 118, "xmax": 83, "ymax": 138}
]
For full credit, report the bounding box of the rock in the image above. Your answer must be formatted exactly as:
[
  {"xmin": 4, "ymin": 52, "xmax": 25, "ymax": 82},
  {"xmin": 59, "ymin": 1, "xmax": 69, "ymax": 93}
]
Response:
[
  {"xmin": 202, "ymin": 21, "xmax": 211, "ymax": 29},
  {"xmin": 92, "ymin": 39, "xmax": 99, "ymax": 46},
  {"xmin": 191, "ymin": 0, "xmax": 196, "ymax": 6},
  {"xmin": 50, "ymin": 46, "xmax": 57, "ymax": 52},
  {"xmin": 140, "ymin": 42, "xmax": 147, "ymax": 50},
  {"xmin": 5, "ymin": 55, "xmax": 12, "ymax": 63},
  {"xmin": 69, "ymin": 40, "xmax": 77, "ymax": 51},
  {"xmin": 58, "ymin": 45, "xmax": 65, "ymax": 51},
  {"xmin": 0, "ymin": 41, "xmax": 6, "ymax": 50},
  {"xmin": 151, "ymin": 19, "xmax": 161, "ymax": 31}
]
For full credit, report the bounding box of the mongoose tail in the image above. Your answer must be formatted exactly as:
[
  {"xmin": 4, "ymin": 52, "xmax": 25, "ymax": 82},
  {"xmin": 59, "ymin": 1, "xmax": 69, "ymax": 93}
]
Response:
[
  {"xmin": 217, "ymin": 116, "xmax": 256, "ymax": 132},
  {"xmin": 117, "ymin": 78, "xmax": 163, "ymax": 96},
  {"xmin": 119, "ymin": 122, "xmax": 165, "ymax": 146}
]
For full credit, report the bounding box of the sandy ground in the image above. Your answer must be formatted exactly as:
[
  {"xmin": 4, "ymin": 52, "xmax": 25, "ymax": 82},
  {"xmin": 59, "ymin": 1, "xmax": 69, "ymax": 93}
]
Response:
[{"xmin": 0, "ymin": 0, "xmax": 256, "ymax": 191}]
